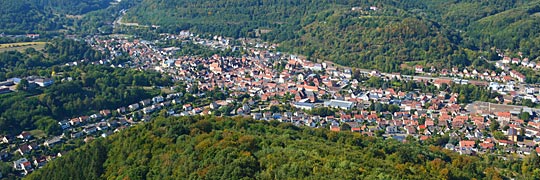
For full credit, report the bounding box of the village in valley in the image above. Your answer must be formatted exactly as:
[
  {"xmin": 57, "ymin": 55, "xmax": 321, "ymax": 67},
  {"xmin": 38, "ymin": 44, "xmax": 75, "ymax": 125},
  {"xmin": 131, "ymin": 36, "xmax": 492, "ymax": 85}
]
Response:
[{"xmin": 2, "ymin": 31, "xmax": 540, "ymax": 177}]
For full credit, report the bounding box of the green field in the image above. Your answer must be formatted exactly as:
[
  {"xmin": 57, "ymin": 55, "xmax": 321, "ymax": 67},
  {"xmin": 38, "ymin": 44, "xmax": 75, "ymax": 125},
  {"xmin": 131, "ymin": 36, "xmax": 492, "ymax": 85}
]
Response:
[{"xmin": 0, "ymin": 42, "xmax": 47, "ymax": 53}]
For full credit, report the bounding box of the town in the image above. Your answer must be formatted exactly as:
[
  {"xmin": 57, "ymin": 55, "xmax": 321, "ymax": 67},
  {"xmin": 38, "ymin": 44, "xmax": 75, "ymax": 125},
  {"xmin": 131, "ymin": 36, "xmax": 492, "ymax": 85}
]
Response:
[{"xmin": 1, "ymin": 31, "xmax": 540, "ymax": 177}]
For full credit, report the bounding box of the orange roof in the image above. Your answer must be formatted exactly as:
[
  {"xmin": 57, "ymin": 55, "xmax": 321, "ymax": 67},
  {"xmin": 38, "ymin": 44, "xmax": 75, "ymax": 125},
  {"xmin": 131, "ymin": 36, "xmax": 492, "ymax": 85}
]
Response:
[
  {"xmin": 459, "ymin": 140, "xmax": 475, "ymax": 148},
  {"xmin": 330, "ymin": 126, "xmax": 340, "ymax": 132},
  {"xmin": 497, "ymin": 112, "xmax": 511, "ymax": 118},
  {"xmin": 480, "ymin": 143, "xmax": 494, "ymax": 149}
]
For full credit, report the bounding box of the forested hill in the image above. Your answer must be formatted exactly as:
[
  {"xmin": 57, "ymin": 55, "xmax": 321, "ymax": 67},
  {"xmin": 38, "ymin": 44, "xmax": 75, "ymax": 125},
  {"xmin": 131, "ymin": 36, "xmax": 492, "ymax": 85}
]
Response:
[
  {"xmin": 423, "ymin": 0, "xmax": 540, "ymax": 58},
  {"xmin": 26, "ymin": 116, "xmax": 540, "ymax": 179},
  {"xmin": 121, "ymin": 0, "xmax": 540, "ymax": 72},
  {"xmin": 0, "ymin": 0, "xmax": 112, "ymax": 33}
]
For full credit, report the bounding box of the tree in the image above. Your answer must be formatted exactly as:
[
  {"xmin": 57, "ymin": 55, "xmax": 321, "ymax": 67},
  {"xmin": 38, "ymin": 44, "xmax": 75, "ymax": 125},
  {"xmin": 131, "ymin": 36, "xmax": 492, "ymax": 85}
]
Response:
[
  {"xmin": 490, "ymin": 120, "xmax": 500, "ymax": 132},
  {"xmin": 340, "ymin": 123, "xmax": 351, "ymax": 131},
  {"xmin": 16, "ymin": 79, "xmax": 29, "ymax": 91},
  {"xmin": 519, "ymin": 112, "xmax": 531, "ymax": 121},
  {"xmin": 269, "ymin": 106, "xmax": 280, "ymax": 113},
  {"xmin": 493, "ymin": 131, "xmax": 507, "ymax": 140}
]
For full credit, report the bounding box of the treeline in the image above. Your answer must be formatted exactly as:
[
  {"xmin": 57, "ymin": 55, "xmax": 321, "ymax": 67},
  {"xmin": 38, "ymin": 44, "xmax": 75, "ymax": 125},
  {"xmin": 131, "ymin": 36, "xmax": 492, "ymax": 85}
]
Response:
[{"xmin": 27, "ymin": 115, "xmax": 540, "ymax": 179}]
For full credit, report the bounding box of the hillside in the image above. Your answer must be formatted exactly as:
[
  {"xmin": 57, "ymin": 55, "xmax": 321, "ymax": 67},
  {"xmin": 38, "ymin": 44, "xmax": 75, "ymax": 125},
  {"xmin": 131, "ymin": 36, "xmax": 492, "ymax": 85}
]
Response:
[
  {"xmin": 423, "ymin": 0, "xmax": 540, "ymax": 57},
  {"xmin": 0, "ymin": 0, "xmax": 113, "ymax": 34},
  {"xmin": 120, "ymin": 0, "xmax": 540, "ymax": 71},
  {"xmin": 0, "ymin": 39, "xmax": 172, "ymax": 135},
  {"xmin": 26, "ymin": 116, "xmax": 540, "ymax": 179},
  {"xmin": 122, "ymin": 0, "xmax": 463, "ymax": 71}
]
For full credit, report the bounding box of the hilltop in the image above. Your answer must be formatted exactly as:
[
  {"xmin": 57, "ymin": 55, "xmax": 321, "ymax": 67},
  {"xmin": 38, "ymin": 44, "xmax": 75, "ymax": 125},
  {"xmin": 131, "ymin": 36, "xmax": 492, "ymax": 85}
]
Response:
[{"xmin": 25, "ymin": 115, "xmax": 540, "ymax": 179}]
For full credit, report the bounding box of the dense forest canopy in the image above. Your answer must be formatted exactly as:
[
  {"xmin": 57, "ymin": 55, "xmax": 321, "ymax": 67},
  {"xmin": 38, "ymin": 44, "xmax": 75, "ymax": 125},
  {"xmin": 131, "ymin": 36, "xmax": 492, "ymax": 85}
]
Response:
[
  {"xmin": 26, "ymin": 116, "xmax": 540, "ymax": 179},
  {"xmin": 0, "ymin": 0, "xmax": 112, "ymax": 33}
]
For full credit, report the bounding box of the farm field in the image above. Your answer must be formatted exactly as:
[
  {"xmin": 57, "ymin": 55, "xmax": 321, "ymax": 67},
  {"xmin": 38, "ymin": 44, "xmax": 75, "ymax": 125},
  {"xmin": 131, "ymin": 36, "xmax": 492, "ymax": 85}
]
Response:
[{"xmin": 0, "ymin": 42, "xmax": 47, "ymax": 52}]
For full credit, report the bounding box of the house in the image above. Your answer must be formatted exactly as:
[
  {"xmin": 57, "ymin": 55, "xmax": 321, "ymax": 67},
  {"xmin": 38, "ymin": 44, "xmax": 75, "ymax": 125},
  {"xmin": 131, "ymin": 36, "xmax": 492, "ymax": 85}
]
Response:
[
  {"xmin": 117, "ymin": 107, "xmax": 127, "ymax": 114},
  {"xmin": 330, "ymin": 125, "xmax": 340, "ymax": 132},
  {"xmin": 510, "ymin": 70, "xmax": 526, "ymax": 83},
  {"xmin": 192, "ymin": 107, "xmax": 203, "ymax": 114},
  {"xmin": 17, "ymin": 131, "xmax": 32, "ymax": 141},
  {"xmin": 17, "ymin": 144, "xmax": 37, "ymax": 155},
  {"xmin": 13, "ymin": 158, "xmax": 30, "ymax": 171},
  {"xmin": 183, "ymin": 104, "xmax": 193, "ymax": 111},
  {"xmin": 502, "ymin": 57, "xmax": 511, "ymax": 64},
  {"xmin": 100, "ymin": 109, "xmax": 112, "ymax": 117},
  {"xmin": 479, "ymin": 142, "xmax": 495, "ymax": 151},
  {"xmin": 1, "ymin": 136, "xmax": 12, "ymax": 144},
  {"xmin": 370, "ymin": 70, "xmax": 381, "ymax": 77},
  {"xmin": 210, "ymin": 102, "xmax": 220, "ymax": 110},
  {"xmin": 128, "ymin": 103, "xmax": 140, "ymax": 111},
  {"xmin": 101, "ymin": 131, "xmax": 113, "ymax": 138},
  {"xmin": 415, "ymin": 65, "xmax": 424, "ymax": 73},
  {"xmin": 143, "ymin": 107, "xmax": 155, "ymax": 114},
  {"xmin": 140, "ymin": 99, "xmax": 152, "ymax": 106},
  {"xmin": 44, "ymin": 136, "xmax": 63, "ymax": 147},
  {"xmin": 386, "ymin": 126, "xmax": 399, "ymax": 134},
  {"xmin": 26, "ymin": 34, "xmax": 40, "ymax": 38},
  {"xmin": 33, "ymin": 156, "xmax": 47, "ymax": 167},
  {"xmin": 83, "ymin": 126, "xmax": 98, "ymax": 134},
  {"xmin": 507, "ymin": 128, "xmax": 518, "ymax": 142},
  {"xmin": 34, "ymin": 78, "xmax": 54, "ymax": 87},
  {"xmin": 58, "ymin": 120, "xmax": 71, "ymax": 129},
  {"xmin": 434, "ymin": 79, "xmax": 452, "ymax": 89},
  {"xmin": 405, "ymin": 126, "xmax": 417, "ymax": 135},
  {"xmin": 69, "ymin": 118, "xmax": 81, "ymax": 126},
  {"xmin": 79, "ymin": 116, "xmax": 90, "ymax": 123},
  {"xmin": 498, "ymin": 139, "xmax": 514, "ymax": 146},
  {"xmin": 459, "ymin": 140, "xmax": 476, "ymax": 150},
  {"xmin": 97, "ymin": 122, "xmax": 109, "ymax": 131},
  {"xmin": 497, "ymin": 112, "xmax": 511, "ymax": 123},
  {"xmin": 511, "ymin": 58, "xmax": 520, "ymax": 64},
  {"xmin": 71, "ymin": 131, "xmax": 84, "ymax": 139},
  {"xmin": 152, "ymin": 96, "xmax": 164, "ymax": 103}
]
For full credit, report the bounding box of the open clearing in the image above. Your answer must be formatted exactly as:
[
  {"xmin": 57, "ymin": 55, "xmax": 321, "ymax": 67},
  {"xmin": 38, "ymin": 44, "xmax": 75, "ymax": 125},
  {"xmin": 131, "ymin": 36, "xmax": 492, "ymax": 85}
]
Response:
[{"xmin": 0, "ymin": 42, "xmax": 47, "ymax": 53}]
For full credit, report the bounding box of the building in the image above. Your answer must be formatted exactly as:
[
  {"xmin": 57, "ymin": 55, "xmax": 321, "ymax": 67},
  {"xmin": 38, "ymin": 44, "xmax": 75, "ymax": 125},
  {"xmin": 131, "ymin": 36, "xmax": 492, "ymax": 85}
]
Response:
[
  {"xmin": 44, "ymin": 136, "xmax": 63, "ymax": 148},
  {"xmin": 293, "ymin": 102, "xmax": 315, "ymax": 110},
  {"xmin": 324, "ymin": 100, "xmax": 355, "ymax": 110},
  {"xmin": 34, "ymin": 78, "xmax": 54, "ymax": 87},
  {"xmin": 13, "ymin": 158, "xmax": 33, "ymax": 174},
  {"xmin": 128, "ymin": 103, "xmax": 140, "ymax": 111}
]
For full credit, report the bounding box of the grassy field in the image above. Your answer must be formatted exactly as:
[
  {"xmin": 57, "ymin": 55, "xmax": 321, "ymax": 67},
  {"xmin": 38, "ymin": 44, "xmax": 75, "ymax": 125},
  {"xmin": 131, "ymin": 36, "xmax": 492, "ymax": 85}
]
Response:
[
  {"xmin": 0, "ymin": 42, "xmax": 47, "ymax": 53},
  {"xmin": 29, "ymin": 129, "xmax": 47, "ymax": 139}
]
